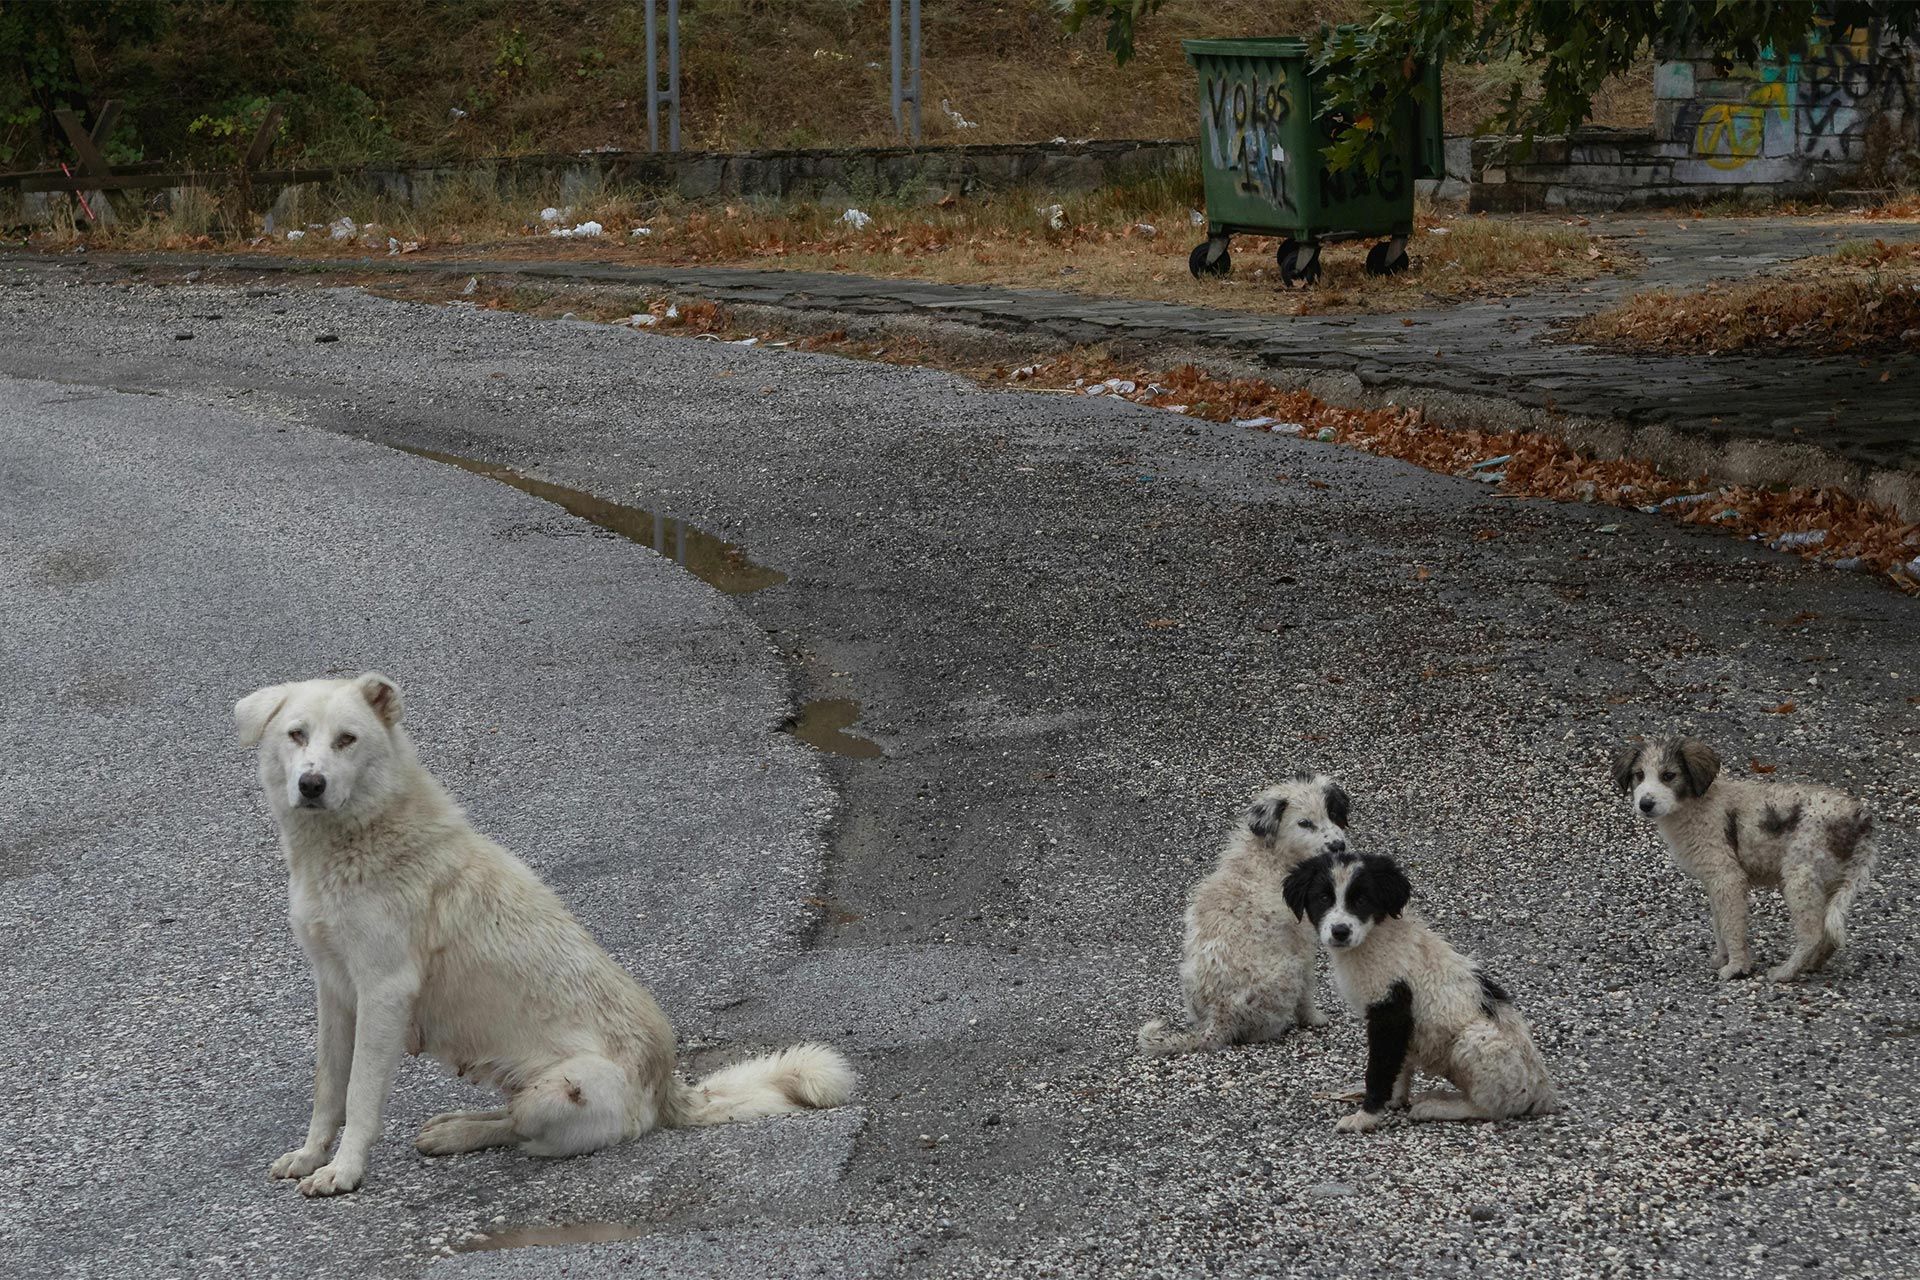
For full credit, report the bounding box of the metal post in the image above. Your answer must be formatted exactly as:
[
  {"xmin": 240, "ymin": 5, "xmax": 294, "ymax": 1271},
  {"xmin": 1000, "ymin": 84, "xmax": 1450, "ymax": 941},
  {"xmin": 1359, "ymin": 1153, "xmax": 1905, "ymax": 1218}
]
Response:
[
  {"xmin": 908, "ymin": 0, "xmax": 921, "ymax": 144},
  {"xmin": 890, "ymin": 0, "xmax": 903, "ymax": 137},
  {"xmin": 666, "ymin": 0, "xmax": 681, "ymax": 151},
  {"xmin": 890, "ymin": 0, "xmax": 922, "ymax": 143},
  {"xmin": 645, "ymin": 1, "xmax": 659, "ymax": 152}
]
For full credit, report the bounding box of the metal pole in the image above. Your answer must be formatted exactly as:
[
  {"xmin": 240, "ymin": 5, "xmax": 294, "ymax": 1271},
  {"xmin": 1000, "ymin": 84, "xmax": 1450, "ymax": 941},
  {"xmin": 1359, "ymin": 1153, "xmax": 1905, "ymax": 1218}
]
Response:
[
  {"xmin": 645, "ymin": 0, "xmax": 660, "ymax": 152},
  {"xmin": 890, "ymin": 0, "xmax": 903, "ymax": 137},
  {"xmin": 908, "ymin": 0, "xmax": 921, "ymax": 144},
  {"xmin": 667, "ymin": 0, "xmax": 681, "ymax": 151}
]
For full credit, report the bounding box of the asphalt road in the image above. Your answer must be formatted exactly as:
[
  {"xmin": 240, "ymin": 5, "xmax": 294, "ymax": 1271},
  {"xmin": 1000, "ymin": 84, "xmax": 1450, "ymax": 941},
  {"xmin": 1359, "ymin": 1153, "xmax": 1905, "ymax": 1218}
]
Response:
[{"xmin": 1, "ymin": 260, "xmax": 1916, "ymax": 1279}]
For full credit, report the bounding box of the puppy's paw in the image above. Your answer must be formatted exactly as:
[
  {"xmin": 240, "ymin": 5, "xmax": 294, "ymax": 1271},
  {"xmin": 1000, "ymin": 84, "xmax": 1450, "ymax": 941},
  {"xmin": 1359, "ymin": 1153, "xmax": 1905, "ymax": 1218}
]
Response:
[
  {"xmin": 1715, "ymin": 960, "xmax": 1754, "ymax": 981},
  {"xmin": 268, "ymin": 1146, "xmax": 328, "ymax": 1180},
  {"xmin": 1298, "ymin": 1006, "xmax": 1330, "ymax": 1029},
  {"xmin": 1334, "ymin": 1110, "xmax": 1380, "ymax": 1134},
  {"xmin": 297, "ymin": 1162, "xmax": 364, "ymax": 1197},
  {"xmin": 1766, "ymin": 962, "xmax": 1803, "ymax": 984}
]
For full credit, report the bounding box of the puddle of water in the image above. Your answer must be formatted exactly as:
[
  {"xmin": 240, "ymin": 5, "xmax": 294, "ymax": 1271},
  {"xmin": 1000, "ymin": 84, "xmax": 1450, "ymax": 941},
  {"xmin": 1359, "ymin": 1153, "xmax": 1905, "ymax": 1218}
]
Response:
[
  {"xmin": 456, "ymin": 1222, "xmax": 646, "ymax": 1253},
  {"xmin": 784, "ymin": 697, "xmax": 884, "ymax": 759},
  {"xmin": 398, "ymin": 445, "xmax": 787, "ymax": 595}
]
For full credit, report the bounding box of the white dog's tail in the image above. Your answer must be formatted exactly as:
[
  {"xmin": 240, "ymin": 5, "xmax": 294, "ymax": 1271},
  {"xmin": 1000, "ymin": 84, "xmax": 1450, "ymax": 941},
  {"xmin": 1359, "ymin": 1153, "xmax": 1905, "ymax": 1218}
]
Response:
[
  {"xmin": 1824, "ymin": 817, "xmax": 1878, "ymax": 951},
  {"xmin": 668, "ymin": 1043, "xmax": 856, "ymax": 1127},
  {"xmin": 1136, "ymin": 1017, "xmax": 1224, "ymax": 1058}
]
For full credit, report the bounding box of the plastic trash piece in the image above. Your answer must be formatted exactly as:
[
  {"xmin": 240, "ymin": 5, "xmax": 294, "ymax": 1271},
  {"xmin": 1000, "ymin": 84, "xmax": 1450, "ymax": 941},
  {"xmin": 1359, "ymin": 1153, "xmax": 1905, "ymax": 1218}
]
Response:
[{"xmin": 841, "ymin": 208, "xmax": 873, "ymax": 229}]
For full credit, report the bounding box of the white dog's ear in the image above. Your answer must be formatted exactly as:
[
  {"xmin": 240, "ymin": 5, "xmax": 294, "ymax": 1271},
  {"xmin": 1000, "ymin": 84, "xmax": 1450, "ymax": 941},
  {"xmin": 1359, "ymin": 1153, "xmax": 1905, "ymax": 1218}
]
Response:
[
  {"xmin": 354, "ymin": 672, "xmax": 404, "ymax": 727},
  {"xmin": 235, "ymin": 683, "xmax": 296, "ymax": 747}
]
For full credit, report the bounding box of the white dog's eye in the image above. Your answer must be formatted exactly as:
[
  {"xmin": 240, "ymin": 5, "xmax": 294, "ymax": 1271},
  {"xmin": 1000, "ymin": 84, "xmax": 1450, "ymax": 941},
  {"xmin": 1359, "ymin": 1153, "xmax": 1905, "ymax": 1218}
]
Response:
[
  {"xmin": 1659, "ymin": 771, "xmax": 1675, "ymax": 783},
  {"xmin": 334, "ymin": 733, "xmax": 357, "ymax": 750},
  {"xmin": 1632, "ymin": 769, "xmax": 1644, "ymax": 782},
  {"xmin": 288, "ymin": 727, "xmax": 307, "ymax": 745},
  {"xmin": 1297, "ymin": 819, "xmax": 1314, "ymax": 830}
]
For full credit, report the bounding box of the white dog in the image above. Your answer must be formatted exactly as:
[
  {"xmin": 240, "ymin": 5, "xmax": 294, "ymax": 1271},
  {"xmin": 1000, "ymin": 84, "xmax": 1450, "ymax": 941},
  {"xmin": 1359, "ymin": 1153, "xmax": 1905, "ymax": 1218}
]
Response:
[
  {"xmin": 237, "ymin": 672, "xmax": 855, "ymax": 1197},
  {"xmin": 1612, "ymin": 736, "xmax": 1877, "ymax": 982},
  {"xmin": 1282, "ymin": 851, "xmax": 1560, "ymax": 1131},
  {"xmin": 1136, "ymin": 774, "xmax": 1348, "ymax": 1056}
]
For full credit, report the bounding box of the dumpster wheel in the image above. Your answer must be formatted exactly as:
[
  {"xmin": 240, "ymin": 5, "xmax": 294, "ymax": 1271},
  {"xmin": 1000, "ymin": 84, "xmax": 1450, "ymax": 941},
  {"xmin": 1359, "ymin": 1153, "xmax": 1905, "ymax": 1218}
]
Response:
[
  {"xmin": 1365, "ymin": 238, "xmax": 1411, "ymax": 277},
  {"xmin": 1188, "ymin": 237, "xmax": 1232, "ymax": 279},
  {"xmin": 1277, "ymin": 238, "xmax": 1321, "ymax": 288}
]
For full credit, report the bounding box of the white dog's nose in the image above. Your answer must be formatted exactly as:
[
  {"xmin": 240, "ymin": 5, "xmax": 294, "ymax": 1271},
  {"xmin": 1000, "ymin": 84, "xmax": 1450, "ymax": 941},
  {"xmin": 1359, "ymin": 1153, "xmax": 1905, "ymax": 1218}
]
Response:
[
  {"xmin": 298, "ymin": 772, "xmax": 327, "ymax": 801},
  {"xmin": 1638, "ymin": 796, "xmax": 1655, "ymax": 814}
]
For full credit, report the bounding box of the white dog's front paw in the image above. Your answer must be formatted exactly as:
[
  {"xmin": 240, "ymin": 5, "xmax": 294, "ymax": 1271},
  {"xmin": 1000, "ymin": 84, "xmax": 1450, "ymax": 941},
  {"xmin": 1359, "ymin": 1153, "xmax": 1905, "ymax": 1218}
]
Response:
[
  {"xmin": 1716, "ymin": 960, "xmax": 1754, "ymax": 981},
  {"xmin": 1766, "ymin": 962, "xmax": 1803, "ymax": 984},
  {"xmin": 268, "ymin": 1146, "xmax": 328, "ymax": 1180},
  {"xmin": 1335, "ymin": 1110, "xmax": 1380, "ymax": 1134},
  {"xmin": 297, "ymin": 1162, "xmax": 364, "ymax": 1197},
  {"xmin": 1299, "ymin": 1006, "xmax": 1330, "ymax": 1029}
]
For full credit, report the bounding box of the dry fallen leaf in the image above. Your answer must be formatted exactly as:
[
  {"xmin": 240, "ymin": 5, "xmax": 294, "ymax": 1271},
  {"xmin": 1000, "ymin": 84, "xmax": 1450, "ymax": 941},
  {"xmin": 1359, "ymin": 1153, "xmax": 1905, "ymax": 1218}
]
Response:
[
  {"xmin": 1766, "ymin": 702, "xmax": 1798, "ymax": 715},
  {"xmin": 1144, "ymin": 618, "xmax": 1179, "ymax": 630},
  {"xmin": 1749, "ymin": 759, "xmax": 1778, "ymax": 773}
]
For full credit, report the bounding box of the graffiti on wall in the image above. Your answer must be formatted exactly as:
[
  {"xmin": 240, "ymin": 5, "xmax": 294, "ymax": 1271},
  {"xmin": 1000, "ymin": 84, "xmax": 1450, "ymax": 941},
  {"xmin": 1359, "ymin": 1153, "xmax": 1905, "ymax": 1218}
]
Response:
[
  {"xmin": 1202, "ymin": 64, "xmax": 1297, "ymax": 211},
  {"xmin": 1799, "ymin": 20, "xmax": 1915, "ymax": 159},
  {"xmin": 1678, "ymin": 19, "xmax": 1916, "ymax": 170}
]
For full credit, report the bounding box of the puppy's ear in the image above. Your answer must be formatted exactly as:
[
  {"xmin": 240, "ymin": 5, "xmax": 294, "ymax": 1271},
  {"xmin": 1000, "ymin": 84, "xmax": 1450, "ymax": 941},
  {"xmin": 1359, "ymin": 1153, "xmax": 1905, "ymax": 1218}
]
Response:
[
  {"xmin": 1675, "ymin": 738, "xmax": 1719, "ymax": 798},
  {"xmin": 354, "ymin": 672, "xmax": 404, "ymax": 727},
  {"xmin": 1366, "ymin": 853, "xmax": 1412, "ymax": 918},
  {"xmin": 1281, "ymin": 856, "xmax": 1323, "ymax": 921},
  {"xmin": 1609, "ymin": 742, "xmax": 1641, "ymax": 795},
  {"xmin": 1247, "ymin": 795, "xmax": 1286, "ymax": 840},
  {"xmin": 235, "ymin": 683, "xmax": 296, "ymax": 747},
  {"xmin": 1322, "ymin": 781, "xmax": 1351, "ymax": 829}
]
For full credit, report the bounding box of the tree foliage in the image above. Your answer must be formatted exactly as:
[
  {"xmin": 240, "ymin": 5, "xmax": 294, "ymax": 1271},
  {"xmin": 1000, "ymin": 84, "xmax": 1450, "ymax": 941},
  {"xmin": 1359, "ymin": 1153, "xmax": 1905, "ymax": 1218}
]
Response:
[{"xmin": 1059, "ymin": 1, "xmax": 1920, "ymax": 172}]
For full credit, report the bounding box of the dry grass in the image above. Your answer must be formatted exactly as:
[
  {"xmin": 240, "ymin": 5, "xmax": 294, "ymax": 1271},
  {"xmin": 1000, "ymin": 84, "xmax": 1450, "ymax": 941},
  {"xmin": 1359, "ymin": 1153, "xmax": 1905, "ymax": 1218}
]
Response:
[
  {"xmin": 349, "ymin": 271, "xmax": 1917, "ymax": 593},
  {"xmin": 52, "ymin": 167, "xmax": 1621, "ymax": 317},
  {"xmin": 1573, "ymin": 238, "xmax": 1920, "ymax": 355},
  {"xmin": 46, "ymin": 0, "xmax": 1660, "ymax": 167}
]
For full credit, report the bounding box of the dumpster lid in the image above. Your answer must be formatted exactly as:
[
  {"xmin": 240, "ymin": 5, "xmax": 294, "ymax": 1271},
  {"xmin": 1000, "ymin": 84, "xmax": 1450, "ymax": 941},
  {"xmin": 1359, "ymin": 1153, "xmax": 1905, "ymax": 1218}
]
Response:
[{"xmin": 1182, "ymin": 37, "xmax": 1312, "ymax": 60}]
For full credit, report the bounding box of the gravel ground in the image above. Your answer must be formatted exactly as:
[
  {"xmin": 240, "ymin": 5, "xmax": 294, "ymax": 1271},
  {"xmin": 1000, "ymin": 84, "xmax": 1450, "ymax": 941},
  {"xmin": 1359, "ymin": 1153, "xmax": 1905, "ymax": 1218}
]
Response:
[{"xmin": 0, "ymin": 258, "xmax": 1915, "ymax": 1278}]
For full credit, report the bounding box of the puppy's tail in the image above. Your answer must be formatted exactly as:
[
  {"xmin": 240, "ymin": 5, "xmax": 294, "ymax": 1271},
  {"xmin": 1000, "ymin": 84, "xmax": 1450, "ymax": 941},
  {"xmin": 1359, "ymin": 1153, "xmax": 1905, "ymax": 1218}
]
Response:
[
  {"xmin": 1136, "ymin": 1017, "xmax": 1223, "ymax": 1058},
  {"xmin": 1824, "ymin": 814, "xmax": 1877, "ymax": 952},
  {"xmin": 667, "ymin": 1043, "xmax": 856, "ymax": 1127}
]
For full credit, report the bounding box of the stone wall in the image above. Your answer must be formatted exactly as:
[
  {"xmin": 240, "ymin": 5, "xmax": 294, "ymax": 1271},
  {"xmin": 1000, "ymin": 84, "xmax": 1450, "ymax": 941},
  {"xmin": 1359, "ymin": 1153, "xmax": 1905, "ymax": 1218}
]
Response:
[
  {"xmin": 1464, "ymin": 17, "xmax": 1919, "ymax": 211},
  {"xmin": 1, "ymin": 138, "xmax": 1196, "ymax": 227}
]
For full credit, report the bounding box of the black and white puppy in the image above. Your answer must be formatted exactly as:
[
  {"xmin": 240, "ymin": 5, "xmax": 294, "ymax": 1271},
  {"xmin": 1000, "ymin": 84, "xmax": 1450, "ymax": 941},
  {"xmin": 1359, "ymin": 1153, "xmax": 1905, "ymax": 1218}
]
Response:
[
  {"xmin": 1283, "ymin": 852, "xmax": 1561, "ymax": 1132},
  {"xmin": 1612, "ymin": 736, "xmax": 1877, "ymax": 982}
]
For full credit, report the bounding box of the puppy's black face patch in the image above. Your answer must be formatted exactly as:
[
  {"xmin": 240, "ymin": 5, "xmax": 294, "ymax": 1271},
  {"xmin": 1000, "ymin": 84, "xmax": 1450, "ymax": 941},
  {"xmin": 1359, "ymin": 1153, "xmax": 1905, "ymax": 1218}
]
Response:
[
  {"xmin": 1668, "ymin": 738, "xmax": 1720, "ymax": 799},
  {"xmin": 1282, "ymin": 854, "xmax": 1336, "ymax": 923},
  {"xmin": 1343, "ymin": 853, "xmax": 1412, "ymax": 924}
]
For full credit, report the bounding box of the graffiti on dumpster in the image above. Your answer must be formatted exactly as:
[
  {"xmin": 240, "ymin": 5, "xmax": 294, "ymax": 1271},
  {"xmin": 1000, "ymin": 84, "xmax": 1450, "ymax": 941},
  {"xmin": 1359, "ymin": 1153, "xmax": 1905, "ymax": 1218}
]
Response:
[{"xmin": 1203, "ymin": 66, "xmax": 1298, "ymax": 211}]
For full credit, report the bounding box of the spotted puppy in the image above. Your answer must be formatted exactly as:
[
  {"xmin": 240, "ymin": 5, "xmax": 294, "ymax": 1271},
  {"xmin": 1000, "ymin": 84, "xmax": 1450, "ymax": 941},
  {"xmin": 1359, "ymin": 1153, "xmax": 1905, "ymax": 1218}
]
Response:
[
  {"xmin": 1282, "ymin": 851, "xmax": 1560, "ymax": 1131},
  {"xmin": 1136, "ymin": 774, "xmax": 1350, "ymax": 1056},
  {"xmin": 1612, "ymin": 737, "xmax": 1876, "ymax": 982}
]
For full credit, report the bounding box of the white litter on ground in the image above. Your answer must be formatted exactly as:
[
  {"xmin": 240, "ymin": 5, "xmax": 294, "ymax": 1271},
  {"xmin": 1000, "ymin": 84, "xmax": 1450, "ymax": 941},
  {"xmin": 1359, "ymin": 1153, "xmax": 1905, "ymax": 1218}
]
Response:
[
  {"xmin": 1189, "ymin": 209, "xmax": 1207, "ymax": 226},
  {"xmin": 539, "ymin": 207, "xmax": 568, "ymax": 223},
  {"xmin": 549, "ymin": 220, "xmax": 604, "ymax": 238},
  {"xmin": 1041, "ymin": 204, "xmax": 1066, "ymax": 231},
  {"xmin": 461, "ymin": 277, "xmax": 478, "ymax": 295},
  {"xmin": 841, "ymin": 208, "xmax": 873, "ymax": 229},
  {"xmin": 1771, "ymin": 530, "xmax": 1828, "ymax": 550},
  {"xmin": 941, "ymin": 99, "xmax": 978, "ymax": 129},
  {"xmin": 1131, "ymin": 222, "xmax": 1158, "ymax": 238},
  {"xmin": 284, "ymin": 230, "xmax": 305, "ymax": 241},
  {"xmin": 328, "ymin": 217, "xmax": 356, "ymax": 241},
  {"xmin": 630, "ymin": 226, "xmax": 653, "ymax": 237},
  {"xmin": 1084, "ymin": 377, "xmax": 1136, "ymax": 397}
]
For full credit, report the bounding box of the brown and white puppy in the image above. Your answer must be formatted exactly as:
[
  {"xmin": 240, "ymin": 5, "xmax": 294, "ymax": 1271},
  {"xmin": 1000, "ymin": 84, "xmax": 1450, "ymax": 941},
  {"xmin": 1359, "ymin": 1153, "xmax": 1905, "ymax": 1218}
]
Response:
[
  {"xmin": 1136, "ymin": 774, "xmax": 1349, "ymax": 1056},
  {"xmin": 1612, "ymin": 736, "xmax": 1877, "ymax": 982},
  {"xmin": 1282, "ymin": 851, "xmax": 1560, "ymax": 1132}
]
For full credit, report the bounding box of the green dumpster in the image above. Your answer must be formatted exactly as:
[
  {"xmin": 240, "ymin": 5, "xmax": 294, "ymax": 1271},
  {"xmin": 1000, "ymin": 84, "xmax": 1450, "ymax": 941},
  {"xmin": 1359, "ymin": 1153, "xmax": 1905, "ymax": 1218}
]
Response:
[{"xmin": 1182, "ymin": 36, "xmax": 1444, "ymax": 285}]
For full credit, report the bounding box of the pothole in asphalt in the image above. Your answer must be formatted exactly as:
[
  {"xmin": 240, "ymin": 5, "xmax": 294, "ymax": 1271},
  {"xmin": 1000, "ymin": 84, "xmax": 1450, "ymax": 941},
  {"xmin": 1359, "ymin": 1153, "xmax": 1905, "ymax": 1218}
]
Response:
[
  {"xmin": 397, "ymin": 445, "xmax": 788, "ymax": 595},
  {"xmin": 782, "ymin": 697, "xmax": 883, "ymax": 759},
  {"xmin": 456, "ymin": 1222, "xmax": 646, "ymax": 1252}
]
